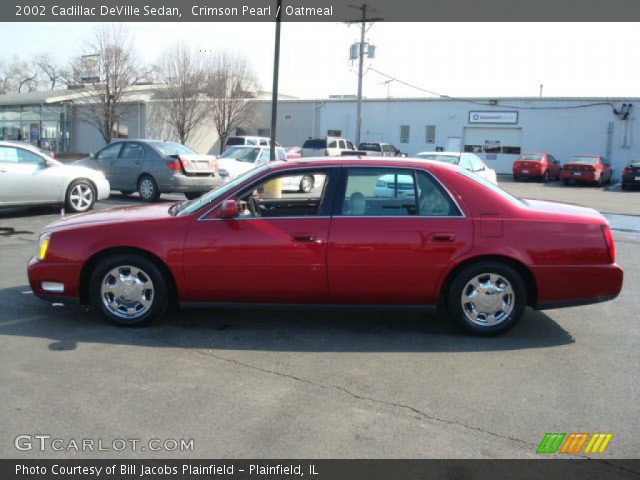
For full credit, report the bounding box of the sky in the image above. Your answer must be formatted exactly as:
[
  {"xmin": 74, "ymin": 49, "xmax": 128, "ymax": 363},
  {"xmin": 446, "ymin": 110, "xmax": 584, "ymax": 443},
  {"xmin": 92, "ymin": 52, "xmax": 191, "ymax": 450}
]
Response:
[{"xmin": 1, "ymin": 22, "xmax": 639, "ymax": 99}]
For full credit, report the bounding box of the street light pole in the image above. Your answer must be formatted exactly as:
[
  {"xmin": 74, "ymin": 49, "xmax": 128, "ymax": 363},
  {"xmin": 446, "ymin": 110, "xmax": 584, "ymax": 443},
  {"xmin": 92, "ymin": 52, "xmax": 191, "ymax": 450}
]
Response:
[
  {"xmin": 355, "ymin": 4, "xmax": 366, "ymax": 146},
  {"xmin": 269, "ymin": 0, "xmax": 282, "ymax": 162}
]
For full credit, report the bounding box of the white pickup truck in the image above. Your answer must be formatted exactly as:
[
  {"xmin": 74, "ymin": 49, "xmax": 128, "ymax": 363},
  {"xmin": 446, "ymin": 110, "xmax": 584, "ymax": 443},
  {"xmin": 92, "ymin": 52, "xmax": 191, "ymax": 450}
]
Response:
[{"xmin": 301, "ymin": 137, "xmax": 356, "ymax": 157}]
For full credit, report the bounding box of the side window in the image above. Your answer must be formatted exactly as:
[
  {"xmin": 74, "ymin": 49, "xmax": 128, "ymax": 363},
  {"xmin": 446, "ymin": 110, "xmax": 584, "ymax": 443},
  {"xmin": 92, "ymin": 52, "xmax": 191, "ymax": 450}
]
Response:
[
  {"xmin": 346, "ymin": 140, "xmax": 354, "ymax": 150},
  {"xmin": 235, "ymin": 170, "xmax": 330, "ymax": 218},
  {"xmin": 16, "ymin": 148, "xmax": 44, "ymax": 165},
  {"xmin": 120, "ymin": 142, "xmax": 145, "ymax": 158},
  {"xmin": 415, "ymin": 171, "xmax": 461, "ymax": 217},
  {"xmin": 96, "ymin": 143, "xmax": 123, "ymax": 160},
  {"xmin": 327, "ymin": 140, "xmax": 338, "ymax": 148},
  {"xmin": 276, "ymin": 148, "xmax": 287, "ymax": 160},
  {"xmin": 458, "ymin": 155, "xmax": 472, "ymax": 171},
  {"xmin": 339, "ymin": 140, "xmax": 346, "ymax": 149},
  {"xmin": 341, "ymin": 168, "xmax": 418, "ymax": 217},
  {"xmin": 469, "ymin": 155, "xmax": 485, "ymax": 172},
  {"xmin": 258, "ymin": 150, "xmax": 271, "ymax": 162},
  {"xmin": 259, "ymin": 138, "xmax": 268, "ymax": 146},
  {"xmin": 0, "ymin": 146, "xmax": 20, "ymax": 163}
]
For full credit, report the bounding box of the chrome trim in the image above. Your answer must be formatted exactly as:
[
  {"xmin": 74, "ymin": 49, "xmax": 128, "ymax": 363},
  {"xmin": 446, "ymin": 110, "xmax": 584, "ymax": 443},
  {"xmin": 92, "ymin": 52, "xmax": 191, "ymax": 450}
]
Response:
[{"xmin": 41, "ymin": 281, "xmax": 64, "ymax": 293}]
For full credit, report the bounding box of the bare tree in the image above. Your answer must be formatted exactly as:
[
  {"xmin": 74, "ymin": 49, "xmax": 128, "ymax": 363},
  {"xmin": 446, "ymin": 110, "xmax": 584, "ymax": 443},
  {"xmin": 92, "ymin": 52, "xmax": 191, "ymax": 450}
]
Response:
[
  {"xmin": 11, "ymin": 58, "xmax": 40, "ymax": 92},
  {"xmin": 155, "ymin": 43, "xmax": 208, "ymax": 145},
  {"xmin": 78, "ymin": 25, "xmax": 148, "ymax": 144},
  {"xmin": 204, "ymin": 52, "xmax": 259, "ymax": 153},
  {"xmin": 34, "ymin": 53, "xmax": 66, "ymax": 90},
  {"xmin": 0, "ymin": 61, "xmax": 12, "ymax": 94}
]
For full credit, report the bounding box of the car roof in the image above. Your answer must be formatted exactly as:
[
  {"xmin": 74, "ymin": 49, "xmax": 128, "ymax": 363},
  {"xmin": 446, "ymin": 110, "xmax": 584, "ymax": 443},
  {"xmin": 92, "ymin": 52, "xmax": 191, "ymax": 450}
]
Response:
[{"xmin": 264, "ymin": 156, "xmax": 460, "ymax": 172}]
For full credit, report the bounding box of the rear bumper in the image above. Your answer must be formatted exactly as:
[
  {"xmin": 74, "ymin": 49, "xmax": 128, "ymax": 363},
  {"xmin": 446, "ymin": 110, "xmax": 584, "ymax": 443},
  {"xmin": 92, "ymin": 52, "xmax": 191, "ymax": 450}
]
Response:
[
  {"xmin": 532, "ymin": 263, "xmax": 623, "ymax": 309},
  {"xmin": 27, "ymin": 256, "xmax": 82, "ymax": 302},
  {"xmin": 160, "ymin": 174, "xmax": 220, "ymax": 193},
  {"xmin": 621, "ymin": 173, "xmax": 640, "ymax": 186},
  {"xmin": 560, "ymin": 171, "xmax": 597, "ymax": 182}
]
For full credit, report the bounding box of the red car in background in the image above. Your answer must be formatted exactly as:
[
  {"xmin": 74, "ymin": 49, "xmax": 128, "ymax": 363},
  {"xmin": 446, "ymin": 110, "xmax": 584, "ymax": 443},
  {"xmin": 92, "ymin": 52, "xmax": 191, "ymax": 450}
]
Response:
[
  {"xmin": 27, "ymin": 158, "xmax": 623, "ymax": 336},
  {"xmin": 513, "ymin": 152, "xmax": 561, "ymax": 182},
  {"xmin": 561, "ymin": 154, "xmax": 613, "ymax": 186},
  {"xmin": 285, "ymin": 146, "xmax": 302, "ymax": 159}
]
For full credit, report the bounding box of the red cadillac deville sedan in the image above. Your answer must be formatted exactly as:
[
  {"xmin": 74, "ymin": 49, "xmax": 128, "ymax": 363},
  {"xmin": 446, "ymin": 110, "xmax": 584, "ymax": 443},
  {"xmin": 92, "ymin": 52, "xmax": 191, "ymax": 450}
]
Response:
[{"xmin": 27, "ymin": 158, "xmax": 623, "ymax": 336}]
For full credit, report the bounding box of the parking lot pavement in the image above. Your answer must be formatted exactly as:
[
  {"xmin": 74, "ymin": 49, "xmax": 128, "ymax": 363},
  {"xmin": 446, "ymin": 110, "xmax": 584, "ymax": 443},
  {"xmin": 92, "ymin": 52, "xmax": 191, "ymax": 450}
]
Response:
[{"xmin": 0, "ymin": 191, "xmax": 639, "ymax": 459}]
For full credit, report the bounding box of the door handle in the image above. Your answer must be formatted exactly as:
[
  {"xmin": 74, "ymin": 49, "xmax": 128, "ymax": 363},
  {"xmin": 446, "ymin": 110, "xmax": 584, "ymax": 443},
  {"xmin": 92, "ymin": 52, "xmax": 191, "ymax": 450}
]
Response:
[
  {"xmin": 291, "ymin": 232, "xmax": 316, "ymax": 243},
  {"xmin": 429, "ymin": 232, "xmax": 456, "ymax": 243}
]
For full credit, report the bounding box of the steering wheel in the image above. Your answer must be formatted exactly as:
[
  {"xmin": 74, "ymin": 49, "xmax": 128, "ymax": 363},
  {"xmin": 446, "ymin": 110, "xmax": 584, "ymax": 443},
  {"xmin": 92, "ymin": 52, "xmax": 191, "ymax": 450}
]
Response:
[{"xmin": 248, "ymin": 195, "xmax": 260, "ymax": 217}]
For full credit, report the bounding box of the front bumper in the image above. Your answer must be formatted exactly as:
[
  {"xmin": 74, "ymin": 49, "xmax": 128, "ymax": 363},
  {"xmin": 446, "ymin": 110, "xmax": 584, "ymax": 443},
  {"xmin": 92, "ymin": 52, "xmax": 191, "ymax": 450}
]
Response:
[
  {"xmin": 160, "ymin": 174, "xmax": 220, "ymax": 193},
  {"xmin": 28, "ymin": 256, "xmax": 82, "ymax": 302}
]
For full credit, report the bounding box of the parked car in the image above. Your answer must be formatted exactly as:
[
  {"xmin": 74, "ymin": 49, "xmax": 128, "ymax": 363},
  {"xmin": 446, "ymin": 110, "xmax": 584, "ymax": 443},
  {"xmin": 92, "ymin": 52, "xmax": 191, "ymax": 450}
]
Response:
[
  {"xmin": 28, "ymin": 158, "xmax": 623, "ymax": 336},
  {"xmin": 285, "ymin": 146, "xmax": 302, "ymax": 159},
  {"xmin": 301, "ymin": 137, "xmax": 356, "ymax": 157},
  {"xmin": 561, "ymin": 154, "xmax": 612, "ymax": 186},
  {"xmin": 224, "ymin": 136, "xmax": 275, "ymax": 150},
  {"xmin": 12, "ymin": 140, "xmax": 57, "ymax": 159},
  {"xmin": 217, "ymin": 145, "xmax": 314, "ymax": 193},
  {"xmin": 0, "ymin": 141, "xmax": 109, "ymax": 213},
  {"xmin": 358, "ymin": 142, "xmax": 405, "ymax": 157},
  {"xmin": 621, "ymin": 160, "xmax": 640, "ymax": 190},
  {"xmin": 76, "ymin": 140, "xmax": 219, "ymax": 201},
  {"xmin": 512, "ymin": 152, "xmax": 561, "ymax": 182},
  {"xmin": 415, "ymin": 151, "xmax": 498, "ymax": 184}
]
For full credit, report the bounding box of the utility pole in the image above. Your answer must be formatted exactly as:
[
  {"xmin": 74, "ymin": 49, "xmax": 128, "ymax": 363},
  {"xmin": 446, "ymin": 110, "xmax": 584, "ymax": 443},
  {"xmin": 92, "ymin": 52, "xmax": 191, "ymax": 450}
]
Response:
[
  {"xmin": 269, "ymin": 0, "xmax": 282, "ymax": 162},
  {"xmin": 348, "ymin": 4, "xmax": 382, "ymax": 146}
]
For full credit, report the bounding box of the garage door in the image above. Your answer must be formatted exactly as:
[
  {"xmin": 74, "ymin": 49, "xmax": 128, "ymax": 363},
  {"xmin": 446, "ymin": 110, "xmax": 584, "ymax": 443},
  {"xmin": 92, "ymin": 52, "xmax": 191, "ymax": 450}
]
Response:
[{"xmin": 463, "ymin": 127, "xmax": 522, "ymax": 174}]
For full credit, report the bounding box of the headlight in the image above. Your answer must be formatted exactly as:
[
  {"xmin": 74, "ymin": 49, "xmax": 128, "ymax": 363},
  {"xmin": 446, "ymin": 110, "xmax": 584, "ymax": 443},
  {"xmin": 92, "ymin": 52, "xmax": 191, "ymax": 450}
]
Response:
[{"xmin": 38, "ymin": 232, "xmax": 51, "ymax": 260}]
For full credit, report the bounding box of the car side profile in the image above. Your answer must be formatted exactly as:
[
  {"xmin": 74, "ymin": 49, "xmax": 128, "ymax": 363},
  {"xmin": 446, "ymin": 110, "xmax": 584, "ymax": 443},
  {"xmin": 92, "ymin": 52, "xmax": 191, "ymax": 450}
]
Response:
[
  {"xmin": 621, "ymin": 160, "xmax": 640, "ymax": 190},
  {"xmin": 512, "ymin": 152, "xmax": 561, "ymax": 182},
  {"xmin": 28, "ymin": 158, "xmax": 623, "ymax": 336},
  {"xmin": 76, "ymin": 140, "xmax": 220, "ymax": 201},
  {"xmin": 0, "ymin": 141, "xmax": 110, "ymax": 213},
  {"xmin": 561, "ymin": 154, "xmax": 612, "ymax": 186}
]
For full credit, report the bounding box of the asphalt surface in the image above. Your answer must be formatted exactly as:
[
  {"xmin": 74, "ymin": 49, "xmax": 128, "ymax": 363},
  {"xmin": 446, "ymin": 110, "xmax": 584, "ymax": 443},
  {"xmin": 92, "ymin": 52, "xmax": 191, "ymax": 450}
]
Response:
[{"xmin": 1, "ymin": 186, "xmax": 639, "ymax": 460}]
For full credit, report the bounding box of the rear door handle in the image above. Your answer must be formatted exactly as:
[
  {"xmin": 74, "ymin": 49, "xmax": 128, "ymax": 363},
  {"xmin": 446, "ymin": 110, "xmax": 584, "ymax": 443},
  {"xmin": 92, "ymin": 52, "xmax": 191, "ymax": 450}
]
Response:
[
  {"xmin": 291, "ymin": 232, "xmax": 316, "ymax": 243},
  {"xmin": 429, "ymin": 232, "xmax": 456, "ymax": 243}
]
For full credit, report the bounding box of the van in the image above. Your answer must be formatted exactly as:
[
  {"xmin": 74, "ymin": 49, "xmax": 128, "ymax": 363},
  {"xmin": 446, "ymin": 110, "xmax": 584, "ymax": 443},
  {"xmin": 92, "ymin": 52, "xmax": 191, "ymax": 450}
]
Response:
[{"xmin": 301, "ymin": 137, "xmax": 356, "ymax": 157}]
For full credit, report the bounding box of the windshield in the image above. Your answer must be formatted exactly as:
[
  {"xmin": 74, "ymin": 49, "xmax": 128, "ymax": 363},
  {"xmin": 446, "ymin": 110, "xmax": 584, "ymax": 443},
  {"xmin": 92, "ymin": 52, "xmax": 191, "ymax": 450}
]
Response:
[
  {"xmin": 519, "ymin": 154, "xmax": 543, "ymax": 161},
  {"xmin": 569, "ymin": 156, "xmax": 598, "ymax": 164},
  {"xmin": 149, "ymin": 142, "xmax": 196, "ymax": 156},
  {"xmin": 220, "ymin": 147, "xmax": 260, "ymax": 163},
  {"xmin": 359, "ymin": 143, "xmax": 381, "ymax": 151},
  {"xmin": 175, "ymin": 164, "xmax": 270, "ymax": 216},
  {"xmin": 416, "ymin": 153, "xmax": 459, "ymax": 165},
  {"xmin": 458, "ymin": 168, "xmax": 527, "ymax": 207}
]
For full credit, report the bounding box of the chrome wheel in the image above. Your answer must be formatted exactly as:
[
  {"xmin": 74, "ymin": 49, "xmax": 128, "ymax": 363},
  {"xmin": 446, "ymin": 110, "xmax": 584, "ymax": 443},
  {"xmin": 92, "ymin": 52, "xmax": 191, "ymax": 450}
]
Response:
[
  {"xmin": 460, "ymin": 273, "xmax": 514, "ymax": 327},
  {"xmin": 100, "ymin": 265, "xmax": 154, "ymax": 319},
  {"xmin": 139, "ymin": 178, "xmax": 155, "ymax": 200},
  {"xmin": 69, "ymin": 183, "xmax": 94, "ymax": 211}
]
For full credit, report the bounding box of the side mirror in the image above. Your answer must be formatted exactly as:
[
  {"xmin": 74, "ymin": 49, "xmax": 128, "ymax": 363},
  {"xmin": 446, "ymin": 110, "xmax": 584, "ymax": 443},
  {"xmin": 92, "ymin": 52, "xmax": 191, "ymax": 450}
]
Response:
[{"xmin": 220, "ymin": 199, "xmax": 238, "ymax": 219}]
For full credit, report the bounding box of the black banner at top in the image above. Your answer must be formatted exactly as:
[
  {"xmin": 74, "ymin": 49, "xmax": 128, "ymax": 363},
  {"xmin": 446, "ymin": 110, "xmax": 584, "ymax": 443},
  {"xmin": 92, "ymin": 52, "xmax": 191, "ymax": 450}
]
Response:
[{"xmin": 4, "ymin": 0, "xmax": 640, "ymax": 22}]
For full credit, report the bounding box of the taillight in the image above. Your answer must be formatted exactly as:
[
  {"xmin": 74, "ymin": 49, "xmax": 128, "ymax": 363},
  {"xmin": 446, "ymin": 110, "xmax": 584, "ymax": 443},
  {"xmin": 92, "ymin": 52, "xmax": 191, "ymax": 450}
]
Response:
[
  {"xmin": 178, "ymin": 155, "xmax": 191, "ymax": 168},
  {"xmin": 623, "ymin": 167, "xmax": 631, "ymax": 175},
  {"xmin": 601, "ymin": 225, "xmax": 615, "ymax": 263},
  {"xmin": 166, "ymin": 159, "xmax": 181, "ymax": 171},
  {"xmin": 212, "ymin": 158, "xmax": 219, "ymax": 174}
]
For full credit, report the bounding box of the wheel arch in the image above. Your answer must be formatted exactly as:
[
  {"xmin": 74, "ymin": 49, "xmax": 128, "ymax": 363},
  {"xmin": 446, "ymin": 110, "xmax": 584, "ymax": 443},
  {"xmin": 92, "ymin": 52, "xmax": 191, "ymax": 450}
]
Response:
[
  {"xmin": 438, "ymin": 254, "xmax": 537, "ymax": 307},
  {"xmin": 79, "ymin": 246, "xmax": 178, "ymax": 306},
  {"xmin": 65, "ymin": 176, "xmax": 97, "ymax": 198}
]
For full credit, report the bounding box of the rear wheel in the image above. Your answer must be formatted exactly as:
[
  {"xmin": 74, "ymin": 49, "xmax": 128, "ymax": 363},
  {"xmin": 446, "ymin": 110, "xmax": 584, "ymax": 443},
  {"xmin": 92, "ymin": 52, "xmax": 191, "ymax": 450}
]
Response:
[
  {"xmin": 513, "ymin": 175, "xmax": 519, "ymax": 181},
  {"xmin": 65, "ymin": 179, "xmax": 96, "ymax": 213},
  {"xmin": 446, "ymin": 261, "xmax": 526, "ymax": 336},
  {"xmin": 184, "ymin": 192, "xmax": 206, "ymax": 200},
  {"xmin": 89, "ymin": 254, "xmax": 168, "ymax": 326},
  {"xmin": 542, "ymin": 170, "xmax": 550, "ymax": 183},
  {"xmin": 562, "ymin": 179, "xmax": 569, "ymax": 186},
  {"xmin": 622, "ymin": 183, "xmax": 630, "ymax": 191},
  {"xmin": 138, "ymin": 175, "xmax": 160, "ymax": 202}
]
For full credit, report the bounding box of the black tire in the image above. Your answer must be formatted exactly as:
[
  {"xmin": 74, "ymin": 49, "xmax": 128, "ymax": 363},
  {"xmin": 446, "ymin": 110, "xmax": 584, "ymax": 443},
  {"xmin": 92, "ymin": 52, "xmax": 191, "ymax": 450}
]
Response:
[
  {"xmin": 184, "ymin": 192, "xmax": 205, "ymax": 200},
  {"xmin": 89, "ymin": 254, "xmax": 168, "ymax": 327},
  {"xmin": 513, "ymin": 175, "xmax": 519, "ymax": 181},
  {"xmin": 65, "ymin": 179, "xmax": 96, "ymax": 213},
  {"xmin": 446, "ymin": 261, "xmax": 527, "ymax": 336},
  {"xmin": 542, "ymin": 170, "xmax": 550, "ymax": 183},
  {"xmin": 137, "ymin": 175, "xmax": 160, "ymax": 202},
  {"xmin": 622, "ymin": 183, "xmax": 630, "ymax": 191},
  {"xmin": 562, "ymin": 179, "xmax": 569, "ymax": 186},
  {"xmin": 120, "ymin": 190, "xmax": 134, "ymax": 196},
  {"xmin": 299, "ymin": 175, "xmax": 314, "ymax": 193}
]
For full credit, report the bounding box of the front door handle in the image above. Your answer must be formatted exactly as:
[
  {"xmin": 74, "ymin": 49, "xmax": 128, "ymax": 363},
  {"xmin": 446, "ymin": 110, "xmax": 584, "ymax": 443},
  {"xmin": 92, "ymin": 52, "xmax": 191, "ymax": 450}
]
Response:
[
  {"xmin": 430, "ymin": 232, "xmax": 456, "ymax": 243},
  {"xmin": 291, "ymin": 232, "xmax": 316, "ymax": 243}
]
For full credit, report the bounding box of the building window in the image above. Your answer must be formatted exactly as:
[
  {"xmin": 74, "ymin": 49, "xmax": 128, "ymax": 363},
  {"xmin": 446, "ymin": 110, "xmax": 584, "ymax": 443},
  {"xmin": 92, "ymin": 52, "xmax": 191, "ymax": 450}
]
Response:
[
  {"xmin": 258, "ymin": 128, "xmax": 271, "ymax": 137},
  {"xmin": 327, "ymin": 129, "xmax": 342, "ymax": 136},
  {"xmin": 425, "ymin": 125, "xmax": 436, "ymax": 144},
  {"xmin": 400, "ymin": 125, "xmax": 410, "ymax": 143},
  {"xmin": 112, "ymin": 122, "xmax": 128, "ymax": 139},
  {"xmin": 284, "ymin": 114, "xmax": 293, "ymax": 121}
]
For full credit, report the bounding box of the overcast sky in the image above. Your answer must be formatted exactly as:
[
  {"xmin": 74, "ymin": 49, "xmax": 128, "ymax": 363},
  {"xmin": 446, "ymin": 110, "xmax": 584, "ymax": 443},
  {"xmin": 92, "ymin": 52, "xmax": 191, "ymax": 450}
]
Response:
[{"xmin": 1, "ymin": 22, "xmax": 639, "ymax": 99}]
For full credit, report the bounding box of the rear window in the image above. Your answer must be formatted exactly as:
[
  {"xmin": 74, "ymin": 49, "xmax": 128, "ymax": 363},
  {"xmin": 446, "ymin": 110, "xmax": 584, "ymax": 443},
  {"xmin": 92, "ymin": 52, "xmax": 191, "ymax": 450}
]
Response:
[
  {"xmin": 458, "ymin": 168, "xmax": 526, "ymax": 207},
  {"xmin": 302, "ymin": 139, "xmax": 327, "ymax": 149},
  {"xmin": 416, "ymin": 154, "xmax": 459, "ymax": 164},
  {"xmin": 519, "ymin": 154, "xmax": 543, "ymax": 161},
  {"xmin": 359, "ymin": 143, "xmax": 382, "ymax": 152},
  {"xmin": 569, "ymin": 156, "xmax": 598, "ymax": 165},
  {"xmin": 220, "ymin": 147, "xmax": 259, "ymax": 163},
  {"xmin": 148, "ymin": 142, "xmax": 195, "ymax": 156}
]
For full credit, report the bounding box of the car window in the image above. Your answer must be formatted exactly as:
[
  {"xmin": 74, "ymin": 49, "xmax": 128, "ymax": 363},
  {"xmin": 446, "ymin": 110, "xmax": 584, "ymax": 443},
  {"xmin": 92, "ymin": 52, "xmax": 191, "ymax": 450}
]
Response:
[
  {"xmin": 416, "ymin": 154, "xmax": 459, "ymax": 164},
  {"xmin": 327, "ymin": 140, "xmax": 337, "ymax": 148},
  {"xmin": 259, "ymin": 138, "xmax": 268, "ymax": 146},
  {"xmin": 96, "ymin": 143, "xmax": 123, "ymax": 160},
  {"xmin": 346, "ymin": 141, "xmax": 355, "ymax": 150},
  {"xmin": 339, "ymin": 140, "xmax": 346, "ymax": 149},
  {"xmin": 341, "ymin": 167, "xmax": 418, "ymax": 217},
  {"xmin": 359, "ymin": 143, "xmax": 381, "ymax": 152},
  {"xmin": 235, "ymin": 170, "xmax": 330, "ymax": 218},
  {"xmin": 0, "ymin": 146, "xmax": 43, "ymax": 165},
  {"xmin": 458, "ymin": 155, "xmax": 472, "ymax": 170},
  {"xmin": 120, "ymin": 142, "xmax": 145, "ymax": 159},
  {"xmin": 468, "ymin": 154, "xmax": 485, "ymax": 172},
  {"xmin": 416, "ymin": 171, "xmax": 461, "ymax": 217},
  {"xmin": 302, "ymin": 139, "xmax": 327, "ymax": 149},
  {"xmin": 276, "ymin": 148, "xmax": 287, "ymax": 161},
  {"xmin": 220, "ymin": 147, "xmax": 260, "ymax": 163},
  {"xmin": 148, "ymin": 142, "xmax": 196, "ymax": 156},
  {"xmin": 225, "ymin": 137, "xmax": 244, "ymax": 147}
]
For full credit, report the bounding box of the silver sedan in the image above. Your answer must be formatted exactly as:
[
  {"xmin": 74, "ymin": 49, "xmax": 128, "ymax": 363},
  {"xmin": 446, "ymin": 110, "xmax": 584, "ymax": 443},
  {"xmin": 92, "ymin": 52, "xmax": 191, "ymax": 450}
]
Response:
[{"xmin": 0, "ymin": 141, "xmax": 110, "ymax": 213}]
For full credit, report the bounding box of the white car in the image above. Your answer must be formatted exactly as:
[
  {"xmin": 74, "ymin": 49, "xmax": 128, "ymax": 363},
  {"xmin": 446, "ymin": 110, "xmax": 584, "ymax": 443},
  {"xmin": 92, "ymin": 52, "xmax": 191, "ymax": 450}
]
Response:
[
  {"xmin": 218, "ymin": 145, "xmax": 316, "ymax": 193},
  {"xmin": 0, "ymin": 141, "xmax": 110, "ymax": 213},
  {"xmin": 415, "ymin": 151, "xmax": 498, "ymax": 185}
]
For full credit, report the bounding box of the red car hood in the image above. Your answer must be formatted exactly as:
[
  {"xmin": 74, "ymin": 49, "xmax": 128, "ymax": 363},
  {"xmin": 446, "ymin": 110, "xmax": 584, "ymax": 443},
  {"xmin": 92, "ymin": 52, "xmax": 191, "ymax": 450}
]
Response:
[
  {"xmin": 524, "ymin": 199, "xmax": 606, "ymax": 223},
  {"xmin": 45, "ymin": 203, "xmax": 176, "ymax": 231}
]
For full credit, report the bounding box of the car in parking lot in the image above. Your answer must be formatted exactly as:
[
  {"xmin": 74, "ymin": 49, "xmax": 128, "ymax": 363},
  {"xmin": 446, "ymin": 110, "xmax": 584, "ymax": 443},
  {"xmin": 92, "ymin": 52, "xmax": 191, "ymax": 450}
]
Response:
[
  {"xmin": 0, "ymin": 141, "xmax": 109, "ymax": 213},
  {"xmin": 512, "ymin": 152, "xmax": 561, "ymax": 182},
  {"xmin": 621, "ymin": 160, "xmax": 640, "ymax": 190},
  {"xmin": 27, "ymin": 157, "xmax": 623, "ymax": 336},
  {"xmin": 224, "ymin": 135, "xmax": 273, "ymax": 149},
  {"xmin": 561, "ymin": 154, "xmax": 612, "ymax": 186},
  {"xmin": 301, "ymin": 137, "xmax": 356, "ymax": 157},
  {"xmin": 76, "ymin": 140, "xmax": 220, "ymax": 201},
  {"xmin": 358, "ymin": 142, "xmax": 405, "ymax": 157},
  {"xmin": 414, "ymin": 151, "xmax": 498, "ymax": 184}
]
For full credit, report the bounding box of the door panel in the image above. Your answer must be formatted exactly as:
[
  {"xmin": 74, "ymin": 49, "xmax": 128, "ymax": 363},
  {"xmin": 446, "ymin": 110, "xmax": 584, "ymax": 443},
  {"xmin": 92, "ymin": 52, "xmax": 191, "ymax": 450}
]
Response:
[
  {"xmin": 115, "ymin": 142, "xmax": 144, "ymax": 191},
  {"xmin": 0, "ymin": 147, "xmax": 60, "ymax": 203}
]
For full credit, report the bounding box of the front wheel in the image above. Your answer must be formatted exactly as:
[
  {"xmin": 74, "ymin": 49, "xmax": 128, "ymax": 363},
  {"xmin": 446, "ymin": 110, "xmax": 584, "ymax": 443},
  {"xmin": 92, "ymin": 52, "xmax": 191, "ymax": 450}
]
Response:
[
  {"xmin": 65, "ymin": 180, "xmax": 96, "ymax": 213},
  {"xmin": 446, "ymin": 261, "xmax": 527, "ymax": 336},
  {"xmin": 562, "ymin": 179, "xmax": 569, "ymax": 186},
  {"xmin": 89, "ymin": 254, "xmax": 168, "ymax": 326}
]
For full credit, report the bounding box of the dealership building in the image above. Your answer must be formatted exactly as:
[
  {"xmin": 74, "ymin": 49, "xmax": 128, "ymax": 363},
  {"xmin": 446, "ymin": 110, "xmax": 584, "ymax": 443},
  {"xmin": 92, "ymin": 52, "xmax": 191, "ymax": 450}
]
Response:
[{"xmin": 0, "ymin": 86, "xmax": 637, "ymax": 175}]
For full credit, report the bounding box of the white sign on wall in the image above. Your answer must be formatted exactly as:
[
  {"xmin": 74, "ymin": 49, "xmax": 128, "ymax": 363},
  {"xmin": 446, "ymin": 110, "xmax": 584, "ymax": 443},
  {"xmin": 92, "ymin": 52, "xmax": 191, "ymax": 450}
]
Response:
[{"xmin": 469, "ymin": 111, "xmax": 519, "ymax": 124}]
